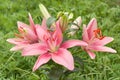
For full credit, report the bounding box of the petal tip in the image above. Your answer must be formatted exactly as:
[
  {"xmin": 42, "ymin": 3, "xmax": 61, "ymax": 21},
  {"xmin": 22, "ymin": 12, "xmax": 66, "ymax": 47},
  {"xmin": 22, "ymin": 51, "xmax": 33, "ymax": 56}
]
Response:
[
  {"xmin": 112, "ymin": 50, "xmax": 117, "ymax": 53},
  {"xmin": 32, "ymin": 67, "xmax": 36, "ymax": 72},
  {"xmin": 28, "ymin": 13, "xmax": 31, "ymax": 17},
  {"xmin": 111, "ymin": 37, "xmax": 114, "ymax": 41},
  {"xmin": 91, "ymin": 55, "xmax": 96, "ymax": 59},
  {"xmin": 89, "ymin": 53, "xmax": 96, "ymax": 59},
  {"xmin": 10, "ymin": 48, "xmax": 15, "ymax": 51},
  {"xmin": 17, "ymin": 21, "xmax": 20, "ymax": 24},
  {"xmin": 69, "ymin": 66, "xmax": 74, "ymax": 71},
  {"xmin": 17, "ymin": 21, "xmax": 22, "ymax": 27},
  {"xmin": 92, "ymin": 18, "xmax": 97, "ymax": 21},
  {"xmin": 6, "ymin": 39, "xmax": 10, "ymax": 42},
  {"xmin": 32, "ymin": 64, "xmax": 38, "ymax": 72}
]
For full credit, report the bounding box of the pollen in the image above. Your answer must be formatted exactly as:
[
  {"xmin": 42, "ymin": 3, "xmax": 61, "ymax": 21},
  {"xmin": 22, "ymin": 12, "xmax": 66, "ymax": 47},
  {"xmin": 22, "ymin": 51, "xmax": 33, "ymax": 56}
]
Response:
[
  {"xmin": 15, "ymin": 33, "xmax": 24, "ymax": 38},
  {"xmin": 93, "ymin": 28, "xmax": 105, "ymax": 40},
  {"xmin": 18, "ymin": 26, "xmax": 26, "ymax": 33}
]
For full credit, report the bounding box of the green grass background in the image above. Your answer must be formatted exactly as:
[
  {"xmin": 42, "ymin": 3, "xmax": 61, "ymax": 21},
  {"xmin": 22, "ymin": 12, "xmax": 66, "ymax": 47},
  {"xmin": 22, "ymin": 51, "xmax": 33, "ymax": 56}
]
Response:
[{"xmin": 0, "ymin": 0, "xmax": 120, "ymax": 80}]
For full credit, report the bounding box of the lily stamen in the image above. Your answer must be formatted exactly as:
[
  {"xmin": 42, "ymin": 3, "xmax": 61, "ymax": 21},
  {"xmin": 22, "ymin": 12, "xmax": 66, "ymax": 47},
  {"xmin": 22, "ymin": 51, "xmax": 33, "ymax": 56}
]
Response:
[{"xmin": 93, "ymin": 28, "xmax": 105, "ymax": 40}]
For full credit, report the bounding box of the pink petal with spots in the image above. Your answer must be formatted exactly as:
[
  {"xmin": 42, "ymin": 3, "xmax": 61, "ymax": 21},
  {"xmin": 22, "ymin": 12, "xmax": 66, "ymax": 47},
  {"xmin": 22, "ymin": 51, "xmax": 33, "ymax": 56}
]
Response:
[
  {"xmin": 86, "ymin": 50, "xmax": 96, "ymax": 59},
  {"xmin": 91, "ymin": 37, "xmax": 114, "ymax": 46},
  {"xmin": 29, "ymin": 13, "xmax": 36, "ymax": 33},
  {"xmin": 41, "ymin": 18, "xmax": 47, "ymax": 29},
  {"xmin": 89, "ymin": 46, "xmax": 117, "ymax": 53},
  {"xmin": 33, "ymin": 53, "xmax": 51, "ymax": 71},
  {"xmin": 7, "ymin": 38, "xmax": 29, "ymax": 45},
  {"xmin": 87, "ymin": 18, "xmax": 97, "ymax": 39},
  {"xmin": 10, "ymin": 44, "xmax": 29, "ymax": 51},
  {"xmin": 53, "ymin": 21, "xmax": 63, "ymax": 45},
  {"xmin": 82, "ymin": 24, "xmax": 89, "ymax": 42},
  {"xmin": 36, "ymin": 24, "xmax": 50, "ymax": 42},
  {"xmin": 22, "ymin": 43, "xmax": 48, "ymax": 56},
  {"xmin": 61, "ymin": 40, "xmax": 88, "ymax": 49},
  {"xmin": 17, "ymin": 21, "xmax": 29, "ymax": 29},
  {"xmin": 52, "ymin": 48, "xmax": 74, "ymax": 70},
  {"xmin": 17, "ymin": 21, "xmax": 37, "ymax": 41}
]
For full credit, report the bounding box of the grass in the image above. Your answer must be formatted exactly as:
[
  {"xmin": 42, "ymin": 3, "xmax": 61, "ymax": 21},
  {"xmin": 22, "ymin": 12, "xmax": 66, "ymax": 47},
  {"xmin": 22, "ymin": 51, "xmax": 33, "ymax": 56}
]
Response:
[{"xmin": 0, "ymin": 0, "xmax": 120, "ymax": 80}]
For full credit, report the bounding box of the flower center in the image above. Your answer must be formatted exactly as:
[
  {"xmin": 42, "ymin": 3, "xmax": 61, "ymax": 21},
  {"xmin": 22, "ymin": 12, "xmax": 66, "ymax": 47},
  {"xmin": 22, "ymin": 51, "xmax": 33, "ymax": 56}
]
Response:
[
  {"xmin": 48, "ymin": 38, "xmax": 58, "ymax": 52},
  {"xmin": 16, "ymin": 26, "xmax": 27, "ymax": 38},
  {"xmin": 44, "ymin": 35, "xmax": 58, "ymax": 53},
  {"xmin": 15, "ymin": 33, "xmax": 24, "ymax": 38},
  {"xmin": 93, "ymin": 28, "xmax": 105, "ymax": 40}
]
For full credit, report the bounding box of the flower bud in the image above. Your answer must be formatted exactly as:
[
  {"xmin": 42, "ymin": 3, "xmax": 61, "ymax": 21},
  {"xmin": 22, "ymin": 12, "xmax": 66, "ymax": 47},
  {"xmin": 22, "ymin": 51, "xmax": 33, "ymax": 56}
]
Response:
[{"xmin": 39, "ymin": 3, "xmax": 51, "ymax": 20}]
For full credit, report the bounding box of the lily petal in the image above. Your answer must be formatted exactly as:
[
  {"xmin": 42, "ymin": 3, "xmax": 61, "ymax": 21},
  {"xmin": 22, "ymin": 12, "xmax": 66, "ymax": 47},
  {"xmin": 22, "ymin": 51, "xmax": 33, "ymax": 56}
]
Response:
[
  {"xmin": 51, "ymin": 48, "xmax": 74, "ymax": 70},
  {"xmin": 17, "ymin": 21, "xmax": 37, "ymax": 41},
  {"xmin": 53, "ymin": 21, "xmax": 63, "ymax": 45},
  {"xmin": 29, "ymin": 13, "xmax": 36, "ymax": 32},
  {"xmin": 17, "ymin": 21, "xmax": 29, "ymax": 29},
  {"xmin": 61, "ymin": 40, "xmax": 88, "ymax": 49},
  {"xmin": 24, "ymin": 27, "xmax": 38, "ymax": 41},
  {"xmin": 86, "ymin": 50, "xmax": 96, "ymax": 59},
  {"xmin": 91, "ymin": 37, "xmax": 114, "ymax": 46},
  {"xmin": 33, "ymin": 53, "xmax": 51, "ymax": 71},
  {"xmin": 10, "ymin": 44, "xmax": 29, "ymax": 51},
  {"xmin": 36, "ymin": 24, "xmax": 50, "ymax": 42},
  {"xmin": 87, "ymin": 18, "xmax": 97, "ymax": 39},
  {"xmin": 22, "ymin": 43, "xmax": 48, "ymax": 56},
  {"xmin": 41, "ymin": 18, "xmax": 47, "ymax": 29},
  {"xmin": 6, "ymin": 38, "xmax": 29, "ymax": 45},
  {"xmin": 82, "ymin": 24, "xmax": 89, "ymax": 42},
  {"xmin": 89, "ymin": 46, "xmax": 117, "ymax": 53}
]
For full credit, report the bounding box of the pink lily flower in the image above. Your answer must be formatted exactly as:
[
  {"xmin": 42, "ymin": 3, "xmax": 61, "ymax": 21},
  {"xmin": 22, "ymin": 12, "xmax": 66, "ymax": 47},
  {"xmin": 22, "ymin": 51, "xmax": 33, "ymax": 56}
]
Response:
[
  {"xmin": 82, "ymin": 18, "xmax": 117, "ymax": 59},
  {"xmin": 7, "ymin": 13, "xmax": 38, "ymax": 51},
  {"xmin": 22, "ymin": 20, "xmax": 88, "ymax": 71}
]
